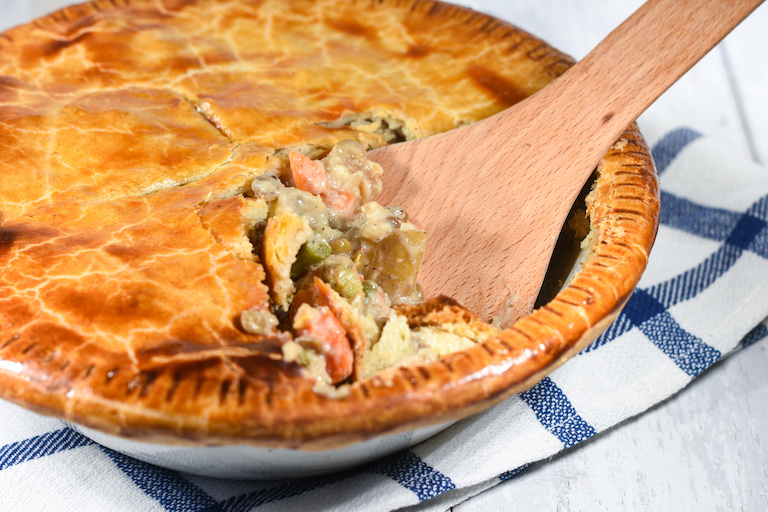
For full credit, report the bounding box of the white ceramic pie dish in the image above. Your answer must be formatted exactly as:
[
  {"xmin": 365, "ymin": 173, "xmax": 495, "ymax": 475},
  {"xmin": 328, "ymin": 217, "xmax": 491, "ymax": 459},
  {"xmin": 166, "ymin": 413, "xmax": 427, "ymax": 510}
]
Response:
[{"xmin": 66, "ymin": 420, "xmax": 452, "ymax": 479}]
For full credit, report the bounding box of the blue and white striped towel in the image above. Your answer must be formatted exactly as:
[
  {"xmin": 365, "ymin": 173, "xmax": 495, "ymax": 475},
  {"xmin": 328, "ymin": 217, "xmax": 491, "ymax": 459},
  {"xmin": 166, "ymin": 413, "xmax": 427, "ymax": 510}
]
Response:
[{"xmin": 1, "ymin": 112, "xmax": 767, "ymax": 511}]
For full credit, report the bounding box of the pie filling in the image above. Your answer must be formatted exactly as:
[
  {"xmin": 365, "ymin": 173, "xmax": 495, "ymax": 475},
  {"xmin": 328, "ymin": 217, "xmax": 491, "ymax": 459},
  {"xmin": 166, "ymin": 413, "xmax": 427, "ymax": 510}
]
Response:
[{"xmin": 239, "ymin": 139, "xmax": 495, "ymax": 391}]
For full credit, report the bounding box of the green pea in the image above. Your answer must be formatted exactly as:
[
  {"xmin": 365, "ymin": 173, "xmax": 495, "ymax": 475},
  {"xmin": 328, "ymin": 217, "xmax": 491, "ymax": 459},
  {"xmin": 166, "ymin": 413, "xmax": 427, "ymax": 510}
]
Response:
[
  {"xmin": 362, "ymin": 279, "xmax": 378, "ymax": 295},
  {"xmin": 330, "ymin": 238, "xmax": 352, "ymax": 255}
]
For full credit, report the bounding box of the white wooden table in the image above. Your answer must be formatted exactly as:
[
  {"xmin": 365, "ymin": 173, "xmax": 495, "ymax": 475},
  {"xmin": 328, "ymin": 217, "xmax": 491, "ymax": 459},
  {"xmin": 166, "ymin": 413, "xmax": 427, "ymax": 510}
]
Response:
[{"xmin": 2, "ymin": 1, "xmax": 767, "ymax": 510}]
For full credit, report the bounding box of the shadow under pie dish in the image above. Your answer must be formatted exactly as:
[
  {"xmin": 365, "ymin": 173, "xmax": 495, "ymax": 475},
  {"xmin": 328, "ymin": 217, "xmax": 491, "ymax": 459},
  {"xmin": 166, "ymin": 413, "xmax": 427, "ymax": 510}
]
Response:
[{"xmin": 0, "ymin": 0, "xmax": 660, "ymax": 479}]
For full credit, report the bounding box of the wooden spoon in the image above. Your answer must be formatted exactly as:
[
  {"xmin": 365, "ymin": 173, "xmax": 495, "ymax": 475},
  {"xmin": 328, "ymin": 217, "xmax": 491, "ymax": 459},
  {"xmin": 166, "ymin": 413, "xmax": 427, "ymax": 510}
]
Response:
[{"xmin": 368, "ymin": 0, "xmax": 763, "ymax": 324}]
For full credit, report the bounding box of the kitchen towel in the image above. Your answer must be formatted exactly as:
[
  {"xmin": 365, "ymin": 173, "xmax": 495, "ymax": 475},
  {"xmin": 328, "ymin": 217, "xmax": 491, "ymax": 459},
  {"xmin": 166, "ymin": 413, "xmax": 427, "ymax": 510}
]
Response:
[{"xmin": 1, "ymin": 111, "xmax": 767, "ymax": 512}]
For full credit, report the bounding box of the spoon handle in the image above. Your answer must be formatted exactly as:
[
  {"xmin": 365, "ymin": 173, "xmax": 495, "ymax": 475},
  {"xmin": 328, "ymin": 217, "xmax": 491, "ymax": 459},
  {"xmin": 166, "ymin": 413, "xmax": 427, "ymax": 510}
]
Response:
[{"xmin": 490, "ymin": 0, "xmax": 765, "ymax": 188}]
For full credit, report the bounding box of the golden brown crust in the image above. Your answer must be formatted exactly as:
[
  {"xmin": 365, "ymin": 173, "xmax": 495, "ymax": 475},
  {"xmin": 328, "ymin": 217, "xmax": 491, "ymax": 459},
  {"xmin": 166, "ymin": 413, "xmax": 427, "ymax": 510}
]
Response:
[
  {"xmin": 0, "ymin": 0, "xmax": 658, "ymax": 448},
  {"xmin": 199, "ymin": 196, "xmax": 268, "ymax": 261}
]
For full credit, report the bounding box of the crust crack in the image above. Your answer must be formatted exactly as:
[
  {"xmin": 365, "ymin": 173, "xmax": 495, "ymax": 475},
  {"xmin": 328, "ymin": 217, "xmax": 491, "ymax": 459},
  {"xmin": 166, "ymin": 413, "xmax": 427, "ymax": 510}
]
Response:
[{"xmin": 181, "ymin": 95, "xmax": 235, "ymax": 143}]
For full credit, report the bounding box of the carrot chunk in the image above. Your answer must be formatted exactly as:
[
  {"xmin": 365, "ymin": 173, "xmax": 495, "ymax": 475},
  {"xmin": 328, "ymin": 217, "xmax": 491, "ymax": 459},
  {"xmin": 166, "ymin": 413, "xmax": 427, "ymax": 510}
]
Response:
[
  {"xmin": 289, "ymin": 151, "xmax": 329, "ymax": 195},
  {"xmin": 321, "ymin": 188, "xmax": 357, "ymax": 218},
  {"xmin": 289, "ymin": 151, "xmax": 358, "ymax": 217},
  {"xmin": 293, "ymin": 303, "xmax": 353, "ymax": 384}
]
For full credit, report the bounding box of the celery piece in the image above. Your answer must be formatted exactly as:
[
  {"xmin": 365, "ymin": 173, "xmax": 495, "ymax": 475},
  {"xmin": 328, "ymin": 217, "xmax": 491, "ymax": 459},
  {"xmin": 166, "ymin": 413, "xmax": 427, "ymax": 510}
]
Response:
[
  {"xmin": 323, "ymin": 260, "xmax": 364, "ymax": 299},
  {"xmin": 291, "ymin": 239, "xmax": 332, "ymax": 280},
  {"xmin": 334, "ymin": 266, "xmax": 364, "ymax": 299}
]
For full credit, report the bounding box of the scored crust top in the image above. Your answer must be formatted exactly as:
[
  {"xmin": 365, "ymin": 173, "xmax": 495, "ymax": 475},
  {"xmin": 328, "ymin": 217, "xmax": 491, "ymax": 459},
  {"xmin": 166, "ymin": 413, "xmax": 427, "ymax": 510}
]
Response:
[{"xmin": 0, "ymin": 0, "xmax": 659, "ymax": 448}]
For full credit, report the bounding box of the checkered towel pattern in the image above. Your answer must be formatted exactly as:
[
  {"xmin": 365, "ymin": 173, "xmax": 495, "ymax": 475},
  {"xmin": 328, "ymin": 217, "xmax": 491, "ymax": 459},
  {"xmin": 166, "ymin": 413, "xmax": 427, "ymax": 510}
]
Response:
[{"xmin": 2, "ymin": 113, "xmax": 767, "ymax": 511}]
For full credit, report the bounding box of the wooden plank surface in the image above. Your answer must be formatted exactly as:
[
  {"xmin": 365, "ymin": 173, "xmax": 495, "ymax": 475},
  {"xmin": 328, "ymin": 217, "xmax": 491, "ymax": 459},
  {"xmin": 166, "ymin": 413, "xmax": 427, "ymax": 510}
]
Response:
[{"xmin": 1, "ymin": 1, "xmax": 766, "ymax": 511}]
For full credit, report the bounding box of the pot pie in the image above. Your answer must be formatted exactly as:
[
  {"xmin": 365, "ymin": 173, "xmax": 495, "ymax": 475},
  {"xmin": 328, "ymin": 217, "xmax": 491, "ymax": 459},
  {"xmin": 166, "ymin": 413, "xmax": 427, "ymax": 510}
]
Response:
[{"xmin": 0, "ymin": 0, "xmax": 659, "ymax": 448}]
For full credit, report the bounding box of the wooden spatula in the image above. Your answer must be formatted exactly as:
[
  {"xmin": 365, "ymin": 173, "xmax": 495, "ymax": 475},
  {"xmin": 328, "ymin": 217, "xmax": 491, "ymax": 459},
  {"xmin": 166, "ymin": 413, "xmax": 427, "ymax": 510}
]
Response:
[{"xmin": 368, "ymin": 0, "xmax": 763, "ymax": 324}]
